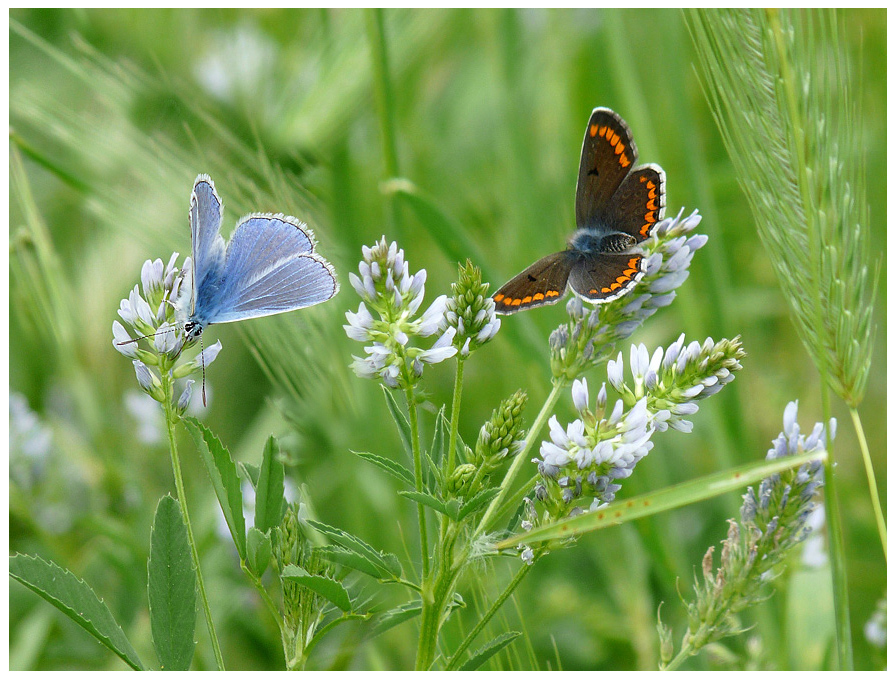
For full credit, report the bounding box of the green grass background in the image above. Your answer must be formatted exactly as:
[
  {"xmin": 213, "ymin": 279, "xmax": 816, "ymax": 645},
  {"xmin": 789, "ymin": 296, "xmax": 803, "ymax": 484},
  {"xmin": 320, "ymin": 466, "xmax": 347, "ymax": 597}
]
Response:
[{"xmin": 9, "ymin": 8, "xmax": 886, "ymax": 670}]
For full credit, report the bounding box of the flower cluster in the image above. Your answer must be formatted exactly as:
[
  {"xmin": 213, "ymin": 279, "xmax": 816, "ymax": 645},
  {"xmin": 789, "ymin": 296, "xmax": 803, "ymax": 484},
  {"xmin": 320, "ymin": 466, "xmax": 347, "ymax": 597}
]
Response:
[
  {"xmin": 533, "ymin": 333, "xmax": 743, "ymax": 523},
  {"xmin": 607, "ymin": 334, "xmax": 745, "ymax": 433},
  {"xmin": 344, "ymin": 237, "xmax": 456, "ymax": 388},
  {"xmin": 440, "ymin": 260, "xmax": 500, "ymax": 357},
  {"xmin": 550, "ymin": 208, "xmax": 707, "ymax": 381},
  {"xmin": 112, "ymin": 254, "xmax": 220, "ymax": 412},
  {"xmin": 449, "ymin": 390, "xmax": 528, "ymax": 498},
  {"xmin": 659, "ymin": 401, "xmax": 830, "ymax": 669},
  {"xmin": 534, "ymin": 379, "xmax": 655, "ymax": 519}
]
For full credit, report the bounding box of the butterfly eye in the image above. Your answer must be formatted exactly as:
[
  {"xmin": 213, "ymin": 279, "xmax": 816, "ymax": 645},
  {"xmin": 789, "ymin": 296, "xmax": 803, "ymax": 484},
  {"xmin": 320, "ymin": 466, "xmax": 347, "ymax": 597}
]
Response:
[{"xmin": 184, "ymin": 321, "xmax": 202, "ymax": 338}]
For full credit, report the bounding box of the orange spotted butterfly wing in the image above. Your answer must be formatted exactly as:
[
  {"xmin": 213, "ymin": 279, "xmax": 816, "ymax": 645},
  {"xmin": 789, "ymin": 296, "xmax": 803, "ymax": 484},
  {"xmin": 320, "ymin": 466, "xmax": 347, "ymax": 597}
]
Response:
[{"xmin": 493, "ymin": 108, "xmax": 665, "ymax": 314}]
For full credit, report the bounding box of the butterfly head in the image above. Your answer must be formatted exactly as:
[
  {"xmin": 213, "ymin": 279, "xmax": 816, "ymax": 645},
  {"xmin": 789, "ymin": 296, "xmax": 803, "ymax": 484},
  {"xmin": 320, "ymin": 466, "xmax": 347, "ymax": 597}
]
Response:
[{"xmin": 183, "ymin": 320, "xmax": 204, "ymax": 342}]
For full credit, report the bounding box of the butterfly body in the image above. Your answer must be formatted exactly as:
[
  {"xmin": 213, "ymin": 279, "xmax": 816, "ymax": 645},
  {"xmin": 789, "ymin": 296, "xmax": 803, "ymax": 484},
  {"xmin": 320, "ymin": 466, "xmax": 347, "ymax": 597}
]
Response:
[
  {"xmin": 177, "ymin": 175, "xmax": 338, "ymax": 341},
  {"xmin": 493, "ymin": 108, "xmax": 665, "ymax": 314}
]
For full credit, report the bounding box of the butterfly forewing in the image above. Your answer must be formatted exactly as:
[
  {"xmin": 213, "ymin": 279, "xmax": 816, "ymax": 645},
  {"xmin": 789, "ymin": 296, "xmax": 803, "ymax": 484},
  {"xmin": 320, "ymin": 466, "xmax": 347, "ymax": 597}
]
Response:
[
  {"xmin": 206, "ymin": 213, "xmax": 337, "ymax": 324},
  {"xmin": 190, "ymin": 175, "xmax": 226, "ymax": 296},
  {"xmin": 568, "ymin": 253, "xmax": 645, "ymax": 303},
  {"xmin": 493, "ymin": 252, "xmax": 574, "ymax": 314},
  {"xmin": 575, "ymin": 108, "xmax": 638, "ymax": 230},
  {"xmin": 603, "ymin": 165, "xmax": 666, "ymax": 242}
]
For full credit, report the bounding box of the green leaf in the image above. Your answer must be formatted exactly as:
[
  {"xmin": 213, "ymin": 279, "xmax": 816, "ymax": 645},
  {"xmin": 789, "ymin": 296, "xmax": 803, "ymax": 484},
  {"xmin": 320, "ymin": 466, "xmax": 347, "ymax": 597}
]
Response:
[
  {"xmin": 246, "ymin": 527, "xmax": 272, "ymax": 577},
  {"xmin": 398, "ymin": 490, "xmax": 457, "ymax": 520},
  {"xmin": 380, "ymin": 385, "xmax": 412, "ymax": 457},
  {"xmin": 456, "ymin": 487, "xmax": 501, "ymax": 522},
  {"xmin": 459, "ymin": 631, "xmax": 522, "ymax": 671},
  {"xmin": 238, "ymin": 462, "xmax": 260, "ymax": 488},
  {"xmin": 351, "ymin": 450, "xmax": 414, "ymax": 487},
  {"xmin": 316, "ymin": 545, "xmax": 389, "ymax": 580},
  {"xmin": 305, "ymin": 519, "xmax": 402, "ymax": 579},
  {"xmin": 367, "ymin": 602, "xmax": 422, "ymax": 639},
  {"xmin": 496, "ymin": 450, "xmax": 827, "ymax": 549},
  {"xmin": 148, "ymin": 496, "xmax": 196, "ymax": 671},
  {"xmin": 255, "ymin": 436, "xmax": 286, "ymax": 534},
  {"xmin": 9, "ymin": 554, "xmax": 145, "ymax": 670},
  {"xmin": 282, "ymin": 565, "xmax": 352, "ymax": 612},
  {"xmin": 183, "ymin": 417, "xmax": 246, "ymax": 559}
]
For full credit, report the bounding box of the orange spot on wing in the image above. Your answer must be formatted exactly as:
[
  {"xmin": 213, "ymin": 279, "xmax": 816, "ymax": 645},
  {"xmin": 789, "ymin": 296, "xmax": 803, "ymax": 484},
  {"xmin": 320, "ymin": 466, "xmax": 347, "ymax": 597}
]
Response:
[
  {"xmin": 610, "ymin": 282, "xmax": 622, "ymax": 290},
  {"xmin": 623, "ymin": 268, "xmax": 638, "ymax": 276},
  {"xmin": 648, "ymin": 188, "xmax": 657, "ymax": 199},
  {"xmin": 640, "ymin": 224, "xmax": 651, "ymax": 237},
  {"xmin": 494, "ymin": 293, "xmax": 505, "ymax": 302},
  {"xmin": 616, "ymin": 275, "xmax": 630, "ymax": 284},
  {"xmin": 522, "ymin": 296, "xmax": 532, "ymax": 304},
  {"xmin": 589, "ymin": 288, "xmax": 598, "ymax": 294},
  {"xmin": 599, "ymin": 125, "xmax": 608, "ymax": 138},
  {"xmin": 646, "ymin": 199, "xmax": 657, "ymax": 210},
  {"xmin": 601, "ymin": 286, "xmax": 611, "ymax": 293},
  {"xmin": 533, "ymin": 292, "xmax": 545, "ymax": 301},
  {"xmin": 609, "ymin": 132, "xmax": 620, "ymax": 146},
  {"xmin": 627, "ymin": 257, "xmax": 639, "ymax": 268},
  {"xmin": 589, "ymin": 124, "xmax": 599, "ymax": 137},
  {"xmin": 620, "ymin": 154, "xmax": 631, "ymax": 167},
  {"xmin": 645, "ymin": 211, "xmax": 656, "ymax": 223},
  {"xmin": 511, "ymin": 298, "xmax": 522, "ymax": 306},
  {"xmin": 639, "ymin": 175, "xmax": 647, "ymax": 183},
  {"xmin": 615, "ymin": 141, "xmax": 624, "ymax": 155},
  {"xmin": 546, "ymin": 290, "xmax": 560, "ymax": 297},
  {"xmin": 647, "ymin": 181, "xmax": 655, "ymax": 189}
]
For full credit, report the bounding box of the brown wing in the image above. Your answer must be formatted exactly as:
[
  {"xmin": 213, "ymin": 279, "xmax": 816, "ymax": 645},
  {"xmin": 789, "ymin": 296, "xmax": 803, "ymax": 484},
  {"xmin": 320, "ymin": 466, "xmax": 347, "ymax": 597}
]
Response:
[
  {"xmin": 574, "ymin": 108, "xmax": 638, "ymax": 229},
  {"xmin": 493, "ymin": 252, "xmax": 574, "ymax": 315},
  {"xmin": 603, "ymin": 164, "xmax": 666, "ymax": 242},
  {"xmin": 568, "ymin": 253, "xmax": 646, "ymax": 304}
]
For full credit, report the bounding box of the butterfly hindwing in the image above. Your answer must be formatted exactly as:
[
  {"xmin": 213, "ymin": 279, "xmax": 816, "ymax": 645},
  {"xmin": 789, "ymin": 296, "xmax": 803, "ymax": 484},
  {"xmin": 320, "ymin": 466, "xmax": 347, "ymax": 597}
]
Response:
[
  {"xmin": 201, "ymin": 213, "xmax": 338, "ymax": 325},
  {"xmin": 602, "ymin": 164, "xmax": 666, "ymax": 242},
  {"xmin": 568, "ymin": 253, "xmax": 645, "ymax": 304},
  {"xmin": 493, "ymin": 252, "xmax": 574, "ymax": 314},
  {"xmin": 575, "ymin": 108, "xmax": 638, "ymax": 230}
]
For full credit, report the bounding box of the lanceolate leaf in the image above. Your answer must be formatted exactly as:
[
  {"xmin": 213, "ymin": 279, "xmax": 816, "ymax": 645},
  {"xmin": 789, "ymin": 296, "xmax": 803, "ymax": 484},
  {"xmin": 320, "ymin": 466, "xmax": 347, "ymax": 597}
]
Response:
[
  {"xmin": 351, "ymin": 450, "xmax": 414, "ymax": 487},
  {"xmin": 380, "ymin": 385, "xmax": 412, "ymax": 457},
  {"xmin": 9, "ymin": 554, "xmax": 145, "ymax": 670},
  {"xmin": 458, "ymin": 631, "xmax": 522, "ymax": 671},
  {"xmin": 497, "ymin": 450, "xmax": 826, "ymax": 549},
  {"xmin": 255, "ymin": 436, "xmax": 287, "ymax": 534},
  {"xmin": 148, "ymin": 495, "xmax": 196, "ymax": 671},
  {"xmin": 305, "ymin": 520, "xmax": 402, "ymax": 579},
  {"xmin": 282, "ymin": 565, "xmax": 352, "ymax": 612},
  {"xmin": 183, "ymin": 417, "xmax": 246, "ymax": 559}
]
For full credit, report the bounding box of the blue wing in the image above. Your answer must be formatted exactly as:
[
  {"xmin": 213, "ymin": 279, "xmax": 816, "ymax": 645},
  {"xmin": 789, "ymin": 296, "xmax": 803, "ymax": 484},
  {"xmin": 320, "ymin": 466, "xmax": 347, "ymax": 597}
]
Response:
[
  {"xmin": 194, "ymin": 212, "xmax": 338, "ymax": 325},
  {"xmin": 190, "ymin": 175, "xmax": 226, "ymax": 300}
]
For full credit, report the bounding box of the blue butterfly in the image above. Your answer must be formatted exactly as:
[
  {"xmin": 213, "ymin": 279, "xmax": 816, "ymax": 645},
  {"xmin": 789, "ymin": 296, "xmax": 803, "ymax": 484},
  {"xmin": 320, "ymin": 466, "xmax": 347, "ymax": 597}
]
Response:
[{"xmin": 176, "ymin": 174, "xmax": 339, "ymax": 341}]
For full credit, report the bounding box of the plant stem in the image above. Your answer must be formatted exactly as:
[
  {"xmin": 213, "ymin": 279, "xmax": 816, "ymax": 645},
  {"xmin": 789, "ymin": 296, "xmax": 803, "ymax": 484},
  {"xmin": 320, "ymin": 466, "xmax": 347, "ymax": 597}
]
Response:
[
  {"xmin": 162, "ymin": 377, "xmax": 225, "ymax": 670},
  {"xmin": 445, "ymin": 562, "xmax": 531, "ymax": 670},
  {"xmin": 240, "ymin": 563, "xmax": 289, "ymax": 666},
  {"xmin": 405, "ymin": 384, "xmax": 429, "ymax": 582},
  {"xmin": 850, "ymin": 407, "xmax": 886, "ymax": 561},
  {"xmin": 445, "ymin": 358, "xmax": 465, "ymax": 477}
]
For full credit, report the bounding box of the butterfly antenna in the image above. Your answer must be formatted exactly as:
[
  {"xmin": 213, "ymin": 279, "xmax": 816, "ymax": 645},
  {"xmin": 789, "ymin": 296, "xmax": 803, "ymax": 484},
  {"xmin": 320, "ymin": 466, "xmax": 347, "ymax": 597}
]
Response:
[
  {"xmin": 116, "ymin": 326, "xmax": 176, "ymax": 346},
  {"xmin": 200, "ymin": 334, "xmax": 207, "ymax": 407}
]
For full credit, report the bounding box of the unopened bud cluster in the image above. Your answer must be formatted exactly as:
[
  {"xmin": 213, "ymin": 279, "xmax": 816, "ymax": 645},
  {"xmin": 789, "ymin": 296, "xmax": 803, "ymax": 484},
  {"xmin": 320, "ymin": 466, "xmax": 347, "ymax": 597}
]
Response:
[{"xmin": 440, "ymin": 260, "xmax": 501, "ymax": 357}]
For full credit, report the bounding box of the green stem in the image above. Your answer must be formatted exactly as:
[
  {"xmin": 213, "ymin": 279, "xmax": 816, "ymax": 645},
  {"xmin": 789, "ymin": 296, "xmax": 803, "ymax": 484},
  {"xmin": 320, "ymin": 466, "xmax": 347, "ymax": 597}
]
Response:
[
  {"xmin": 662, "ymin": 647, "xmax": 691, "ymax": 672},
  {"xmin": 444, "ymin": 563, "xmax": 532, "ymax": 670},
  {"xmin": 446, "ymin": 358, "xmax": 465, "ymax": 477},
  {"xmin": 405, "ymin": 384, "xmax": 429, "ymax": 581},
  {"xmin": 162, "ymin": 378, "xmax": 225, "ymax": 670},
  {"xmin": 473, "ymin": 379, "xmax": 566, "ymax": 540},
  {"xmin": 768, "ymin": 10, "xmax": 853, "ymax": 668},
  {"xmin": 850, "ymin": 407, "xmax": 886, "ymax": 561}
]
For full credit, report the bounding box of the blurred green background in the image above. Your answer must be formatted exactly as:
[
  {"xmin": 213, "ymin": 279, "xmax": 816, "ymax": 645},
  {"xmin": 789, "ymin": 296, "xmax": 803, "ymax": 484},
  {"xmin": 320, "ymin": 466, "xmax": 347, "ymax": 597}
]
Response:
[{"xmin": 9, "ymin": 8, "xmax": 886, "ymax": 670}]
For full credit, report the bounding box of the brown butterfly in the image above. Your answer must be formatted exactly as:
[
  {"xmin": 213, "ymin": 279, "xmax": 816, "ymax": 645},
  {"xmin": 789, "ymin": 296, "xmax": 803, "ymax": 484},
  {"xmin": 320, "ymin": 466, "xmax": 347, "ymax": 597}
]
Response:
[{"xmin": 493, "ymin": 108, "xmax": 665, "ymax": 314}]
